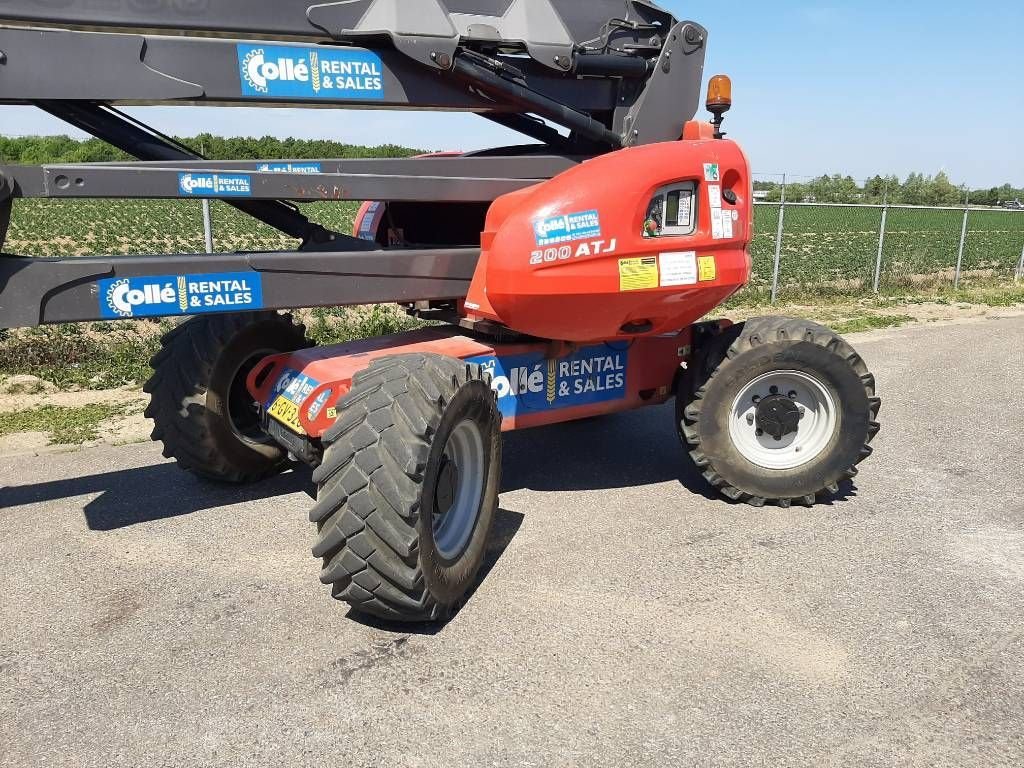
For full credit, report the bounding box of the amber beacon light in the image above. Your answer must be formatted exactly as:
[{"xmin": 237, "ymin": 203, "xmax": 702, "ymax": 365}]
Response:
[{"xmin": 706, "ymin": 74, "xmax": 733, "ymax": 139}]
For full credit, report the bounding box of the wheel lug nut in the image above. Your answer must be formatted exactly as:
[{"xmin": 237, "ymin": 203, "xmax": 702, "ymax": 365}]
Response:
[
  {"xmin": 752, "ymin": 395, "xmax": 761, "ymax": 404},
  {"xmin": 746, "ymin": 414, "xmax": 755, "ymax": 425},
  {"xmin": 789, "ymin": 391, "xmax": 798, "ymax": 399},
  {"xmin": 755, "ymin": 429, "xmax": 764, "ymax": 437}
]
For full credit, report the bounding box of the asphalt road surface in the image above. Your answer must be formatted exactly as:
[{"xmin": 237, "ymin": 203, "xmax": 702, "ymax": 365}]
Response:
[{"xmin": 2, "ymin": 315, "xmax": 1023, "ymax": 768}]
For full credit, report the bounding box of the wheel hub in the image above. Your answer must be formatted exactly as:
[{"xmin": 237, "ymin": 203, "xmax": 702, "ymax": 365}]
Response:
[
  {"xmin": 431, "ymin": 419, "xmax": 486, "ymax": 561},
  {"xmin": 728, "ymin": 370, "xmax": 838, "ymax": 471},
  {"xmin": 434, "ymin": 454, "xmax": 460, "ymax": 515},
  {"xmin": 228, "ymin": 349, "xmax": 277, "ymax": 445},
  {"xmin": 754, "ymin": 394, "xmax": 801, "ymax": 441}
]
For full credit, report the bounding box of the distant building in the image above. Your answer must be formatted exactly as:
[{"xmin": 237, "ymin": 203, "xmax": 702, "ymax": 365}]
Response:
[{"xmin": 753, "ymin": 190, "xmax": 771, "ymax": 201}]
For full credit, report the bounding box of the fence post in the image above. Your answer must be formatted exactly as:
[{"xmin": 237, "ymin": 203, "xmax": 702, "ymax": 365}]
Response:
[
  {"xmin": 770, "ymin": 174, "xmax": 786, "ymax": 304},
  {"xmin": 202, "ymin": 199, "xmax": 214, "ymax": 254},
  {"xmin": 873, "ymin": 184, "xmax": 888, "ymax": 294},
  {"xmin": 954, "ymin": 190, "xmax": 969, "ymax": 290},
  {"xmin": 1017, "ymin": 241, "xmax": 1024, "ymax": 282}
]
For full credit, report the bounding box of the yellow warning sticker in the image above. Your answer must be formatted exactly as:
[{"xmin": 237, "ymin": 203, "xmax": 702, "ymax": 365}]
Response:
[
  {"xmin": 268, "ymin": 395, "xmax": 307, "ymax": 435},
  {"xmin": 619, "ymin": 257, "xmax": 659, "ymax": 292},
  {"xmin": 698, "ymin": 256, "xmax": 718, "ymax": 282}
]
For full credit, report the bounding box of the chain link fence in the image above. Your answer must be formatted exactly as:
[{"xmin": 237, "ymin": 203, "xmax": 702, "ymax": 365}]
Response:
[
  {"xmin": 6, "ymin": 186, "xmax": 1024, "ymax": 305},
  {"xmin": 752, "ymin": 174, "xmax": 1024, "ymax": 302}
]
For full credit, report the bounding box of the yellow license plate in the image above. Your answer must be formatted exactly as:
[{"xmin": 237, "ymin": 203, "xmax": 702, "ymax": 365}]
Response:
[{"xmin": 268, "ymin": 396, "xmax": 306, "ymax": 435}]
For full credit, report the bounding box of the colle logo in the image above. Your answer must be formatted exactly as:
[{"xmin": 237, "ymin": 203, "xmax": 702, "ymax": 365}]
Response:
[
  {"xmin": 469, "ymin": 346, "xmax": 629, "ymax": 419},
  {"xmin": 242, "ymin": 48, "xmax": 309, "ymax": 94},
  {"xmin": 534, "ymin": 217, "xmax": 567, "ymax": 239},
  {"xmin": 178, "ymin": 172, "xmax": 251, "ymax": 197},
  {"xmin": 273, "ymin": 371, "xmax": 296, "ymax": 397},
  {"xmin": 533, "ymin": 210, "xmax": 602, "ymax": 246},
  {"xmin": 179, "ymin": 174, "xmax": 213, "ymax": 195},
  {"xmin": 478, "ymin": 359, "xmax": 546, "ymax": 401},
  {"xmin": 238, "ymin": 44, "xmax": 384, "ymax": 101},
  {"xmin": 99, "ymin": 272, "xmax": 264, "ymax": 320},
  {"xmin": 105, "ymin": 278, "xmax": 176, "ymax": 319}
]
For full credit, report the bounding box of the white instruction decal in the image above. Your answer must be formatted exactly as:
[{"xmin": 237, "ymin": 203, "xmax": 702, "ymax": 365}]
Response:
[
  {"xmin": 708, "ymin": 184, "xmax": 722, "ymax": 209},
  {"xmin": 722, "ymin": 213, "xmax": 734, "ymax": 239},
  {"xmin": 659, "ymin": 251, "xmax": 698, "ymax": 287},
  {"xmin": 711, "ymin": 208, "xmax": 725, "ymax": 239}
]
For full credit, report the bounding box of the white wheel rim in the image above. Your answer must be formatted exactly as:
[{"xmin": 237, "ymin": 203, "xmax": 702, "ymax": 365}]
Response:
[
  {"xmin": 432, "ymin": 419, "xmax": 486, "ymax": 560},
  {"xmin": 728, "ymin": 371, "xmax": 838, "ymax": 470}
]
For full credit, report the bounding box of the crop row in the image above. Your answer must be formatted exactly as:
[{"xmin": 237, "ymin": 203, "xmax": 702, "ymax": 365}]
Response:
[{"xmin": 6, "ymin": 199, "xmax": 1023, "ymax": 300}]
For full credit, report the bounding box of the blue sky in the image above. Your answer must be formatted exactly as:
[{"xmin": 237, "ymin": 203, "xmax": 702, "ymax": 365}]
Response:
[{"xmin": 1, "ymin": 1, "xmax": 1020, "ymax": 187}]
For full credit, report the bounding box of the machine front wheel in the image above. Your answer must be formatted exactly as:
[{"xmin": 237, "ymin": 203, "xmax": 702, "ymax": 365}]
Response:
[
  {"xmin": 678, "ymin": 317, "xmax": 881, "ymax": 507},
  {"xmin": 310, "ymin": 353, "xmax": 502, "ymax": 622}
]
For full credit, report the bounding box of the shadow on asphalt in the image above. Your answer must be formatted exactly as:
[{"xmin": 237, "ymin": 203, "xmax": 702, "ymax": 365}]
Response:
[
  {"xmin": 0, "ymin": 463, "xmax": 316, "ymax": 530},
  {"xmin": 0, "ymin": 405, "xmax": 856, "ymax": 531},
  {"xmin": 502, "ymin": 405, "xmax": 859, "ymax": 506},
  {"xmin": 501, "ymin": 405, "xmax": 721, "ymax": 502}
]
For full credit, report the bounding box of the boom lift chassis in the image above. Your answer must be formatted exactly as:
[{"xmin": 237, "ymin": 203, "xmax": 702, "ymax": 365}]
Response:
[
  {"xmin": 0, "ymin": 1, "xmax": 880, "ymax": 623},
  {"xmin": 0, "ymin": 1, "xmax": 705, "ymax": 325}
]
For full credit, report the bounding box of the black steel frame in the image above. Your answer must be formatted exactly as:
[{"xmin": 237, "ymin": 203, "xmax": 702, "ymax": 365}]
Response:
[{"xmin": 0, "ymin": 5, "xmax": 707, "ymax": 329}]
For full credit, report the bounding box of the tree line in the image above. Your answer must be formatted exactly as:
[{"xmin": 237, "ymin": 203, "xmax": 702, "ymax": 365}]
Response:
[
  {"xmin": 0, "ymin": 134, "xmax": 424, "ymax": 164},
  {"xmin": 2, "ymin": 135, "xmax": 1020, "ymax": 208},
  {"xmin": 753, "ymin": 172, "xmax": 1023, "ymax": 208}
]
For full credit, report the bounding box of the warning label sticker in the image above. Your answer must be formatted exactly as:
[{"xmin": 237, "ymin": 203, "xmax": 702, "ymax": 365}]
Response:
[
  {"xmin": 711, "ymin": 208, "xmax": 725, "ymax": 239},
  {"xmin": 698, "ymin": 256, "xmax": 718, "ymax": 282},
  {"xmin": 619, "ymin": 257, "xmax": 659, "ymax": 291},
  {"xmin": 659, "ymin": 251, "xmax": 698, "ymax": 287}
]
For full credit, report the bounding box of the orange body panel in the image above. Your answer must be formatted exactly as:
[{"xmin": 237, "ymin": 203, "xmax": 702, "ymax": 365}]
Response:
[
  {"xmin": 247, "ymin": 326, "xmax": 698, "ymax": 439},
  {"xmin": 464, "ymin": 139, "xmax": 753, "ymax": 342},
  {"xmin": 682, "ymin": 120, "xmax": 716, "ymax": 141}
]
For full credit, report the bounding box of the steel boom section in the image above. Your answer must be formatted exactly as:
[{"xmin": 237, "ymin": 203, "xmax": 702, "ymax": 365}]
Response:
[
  {"xmin": 0, "ymin": 154, "xmax": 578, "ymax": 202},
  {"xmin": 0, "ymin": 248, "xmax": 479, "ymax": 329},
  {"xmin": 0, "ymin": 27, "xmax": 619, "ymax": 114}
]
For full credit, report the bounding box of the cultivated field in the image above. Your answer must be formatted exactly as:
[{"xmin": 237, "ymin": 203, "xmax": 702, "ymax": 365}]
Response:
[
  {"xmin": 748, "ymin": 204, "xmax": 1024, "ymax": 299},
  {"xmin": 5, "ymin": 199, "xmax": 360, "ymax": 258},
  {"xmin": 6, "ymin": 199, "xmax": 1024, "ymax": 300}
]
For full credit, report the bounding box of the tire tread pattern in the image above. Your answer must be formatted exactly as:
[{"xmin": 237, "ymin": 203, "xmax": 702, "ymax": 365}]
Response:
[
  {"xmin": 143, "ymin": 311, "xmax": 307, "ymax": 483},
  {"xmin": 312, "ymin": 353, "xmax": 491, "ymax": 622},
  {"xmin": 681, "ymin": 317, "xmax": 881, "ymax": 507}
]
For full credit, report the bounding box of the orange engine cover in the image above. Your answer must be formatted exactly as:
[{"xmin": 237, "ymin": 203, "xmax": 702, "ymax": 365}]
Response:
[{"xmin": 464, "ymin": 139, "xmax": 754, "ymax": 342}]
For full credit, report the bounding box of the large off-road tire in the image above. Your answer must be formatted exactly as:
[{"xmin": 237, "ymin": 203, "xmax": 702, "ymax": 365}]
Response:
[
  {"xmin": 678, "ymin": 317, "xmax": 881, "ymax": 507},
  {"xmin": 144, "ymin": 311, "xmax": 309, "ymax": 483},
  {"xmin": 310, "ymin": 353, "xmax": 502, "ymax": 622}
]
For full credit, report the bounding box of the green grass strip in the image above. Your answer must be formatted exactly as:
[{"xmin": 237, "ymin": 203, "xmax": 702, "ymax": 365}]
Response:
[{"xmin": 0, "ymin": 404, "xmax": 125, "ymax": 445}]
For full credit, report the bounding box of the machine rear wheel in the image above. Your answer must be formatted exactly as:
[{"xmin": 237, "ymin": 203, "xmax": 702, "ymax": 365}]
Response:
[
  {"xmin": 678, "ymin": 317, "xmax": 881, "ymax": 507},
  {"xmin": 310, "ymin": 353, "xmax": 502, "ymax": 622},
  {"xmin": 144, "ymin": 311, "xmax": 309, "ymax": 483}
]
